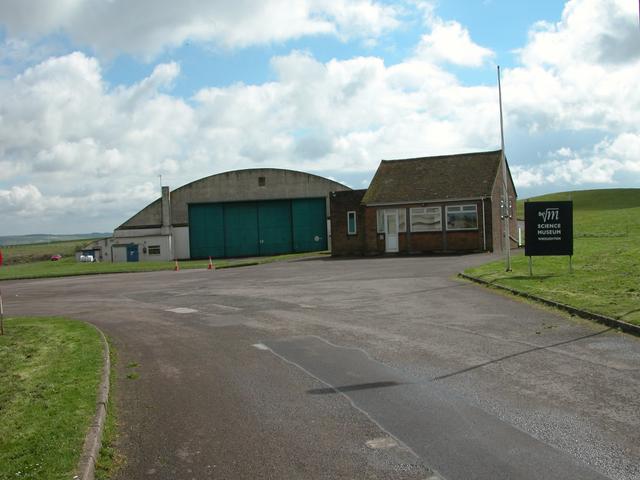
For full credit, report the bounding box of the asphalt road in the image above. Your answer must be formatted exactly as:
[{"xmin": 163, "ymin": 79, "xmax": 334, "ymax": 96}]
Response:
[{"xmin": 3, "ymin": 254, "xmax": 639, "ymax": 479}]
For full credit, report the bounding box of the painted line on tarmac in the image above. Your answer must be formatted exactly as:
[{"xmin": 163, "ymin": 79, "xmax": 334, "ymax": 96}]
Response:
[
  {"xmin": 209, "ymin": 303, "xmax": 242, "ymax": 312},
  {"xmin": 165, "ymin": 307, "xmax": 199, "ymax": 314}
]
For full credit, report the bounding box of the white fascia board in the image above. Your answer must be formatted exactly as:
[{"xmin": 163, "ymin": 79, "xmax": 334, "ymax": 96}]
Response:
[{"xmin": 365, "ymin": 196, "xmax": 489, "ymax": 207}]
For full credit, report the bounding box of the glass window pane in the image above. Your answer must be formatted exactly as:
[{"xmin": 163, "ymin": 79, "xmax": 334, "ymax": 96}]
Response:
[
  {"xmin": 410, "ymin": 207, "xmax": 441, "ymax": 231},
  {"xmin": 377, "ymin": 209, "xmax": 384, "ymax": 233},
  {"xmin": 347, "ymin": 211, "xmax": 357, "ymax": 234},
  {"xmin": 399, "ymin": 209, "xmax": 406, "ymax": 232},
  {"xmin": 446, "ymin": 205, "xmax": 478, "ymax": 230}
]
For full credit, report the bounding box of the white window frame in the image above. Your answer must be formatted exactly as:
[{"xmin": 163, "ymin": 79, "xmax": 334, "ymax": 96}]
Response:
[
  {"xmin": 410, "ymin": 206, "xmax": 442, "ymax": 232},
  {"xmin": 446, "ymin": 204, "xmax": 479, "ymax": 231},
  {"xmin": 347, "ymin": 211, "xmax": 357, "ymax": 235},
  {"xmin": 377, "ymin": 208, "xmax": 406, "ymax": 233}
]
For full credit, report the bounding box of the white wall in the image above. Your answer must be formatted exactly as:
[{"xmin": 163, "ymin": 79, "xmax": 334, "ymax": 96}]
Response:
[{"xmin": 172, "ymin": 226, "xmax": 190, "ymax": 260}]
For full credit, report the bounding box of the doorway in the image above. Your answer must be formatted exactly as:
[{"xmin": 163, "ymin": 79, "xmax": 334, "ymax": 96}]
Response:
[{"xmin": 384, "ymin": 210, "xmax": 399, "ymax": 252}]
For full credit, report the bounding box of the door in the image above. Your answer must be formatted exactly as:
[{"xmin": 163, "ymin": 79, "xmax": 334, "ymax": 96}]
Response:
[
  {"xmin": 126, "ymin": 244, "xmax": 139, "ymax": 262},
  {"xmin": 291, "ymin": 198, "xmax": 327, "ymax": 252},
  {"xmin": 224, "ymin": 202, "xmax": 259, "ymax": 257},
  {"xmin": 384, "ymin": 210, "xmax": 399, "ymax": 252},
  {"xmin": 258, "ymin": 200, "xmax": 292, "ymax": 256},
  {"xmin": 189, "ymin": 203, "xmax": 225, "ymax": 259}
]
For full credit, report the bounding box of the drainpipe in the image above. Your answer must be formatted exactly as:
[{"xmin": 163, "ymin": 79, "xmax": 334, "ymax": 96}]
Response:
[
  {"xmin": 482, "ymin": 198, "xmax": 487, "ymax": 251},
  {"xmin": 160, "ymin": 186, "xmax": 174, "ymax": 259}
]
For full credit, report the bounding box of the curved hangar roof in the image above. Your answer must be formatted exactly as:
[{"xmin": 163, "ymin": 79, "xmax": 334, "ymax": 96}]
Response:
[{"xmin": 118, "ymin": 168, "xmax": 351, "ymax": 230}]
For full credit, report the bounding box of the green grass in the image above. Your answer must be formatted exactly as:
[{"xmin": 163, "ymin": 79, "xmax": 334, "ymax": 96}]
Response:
[
  {"xmin": 0, "ymin": 250, "xmax": 328, "ymax": 281},
  {"xmin": 467, "ymin": 188, "xmax": 640, "ymax": 325},
  {"xmin": 0, "ymin": 317, "xmax": 103, "ymax": 479},
  {"xmin": 0, "ymin": 239, "xmax": 100, "ymax": 265}
]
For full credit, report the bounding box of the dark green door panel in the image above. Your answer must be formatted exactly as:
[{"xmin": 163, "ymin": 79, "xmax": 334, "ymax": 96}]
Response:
[
  {"xmin": 292, "ymin": 198, "xmax": 327, "ymax": 252},
  {"xmin": 190, "ymin": 198, "xmax": 327, "ymax": 259},
  {"xmin": 258, "ymin": 200, "xmax": 292, "ymax": 256},
  {"xmin": 189, "ymin": 204, "xmax": 225, "ymax": 259},
  {"xmin": 224, "ymin": 202, "xmax": 259, "ymax": 257}
]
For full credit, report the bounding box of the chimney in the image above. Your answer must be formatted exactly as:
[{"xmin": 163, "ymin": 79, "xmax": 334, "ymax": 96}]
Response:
[{"xmin": 161, "ymin": 186, "xmax": 171, "ymax": 234}]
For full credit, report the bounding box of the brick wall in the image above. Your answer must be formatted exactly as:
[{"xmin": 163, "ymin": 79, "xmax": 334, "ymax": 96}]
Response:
[
  {"xmin": 332, "ymin": 194, "xmax": 505, "ymax": 255},
  {"xmin": 491, "ymin": 163, "xmax": 518, "ymax": 252},
  {"xmin": 329, "ymin": 190, "xmax": 366, "ymax": 256}
]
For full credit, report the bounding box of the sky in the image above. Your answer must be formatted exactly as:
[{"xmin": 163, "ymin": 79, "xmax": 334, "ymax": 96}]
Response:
[{"xmin": 0, "ymin": 0, "xmax": 639, "ymax": 235}]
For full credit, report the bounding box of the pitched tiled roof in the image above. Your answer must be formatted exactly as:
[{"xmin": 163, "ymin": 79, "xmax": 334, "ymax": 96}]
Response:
[{"xmin": 362, "ymin": 150, "xmax": 504, "ymax": 204}]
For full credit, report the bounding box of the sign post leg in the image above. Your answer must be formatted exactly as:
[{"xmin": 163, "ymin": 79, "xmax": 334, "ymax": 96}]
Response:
[
  {"xmin": 569, "ymin": 255, "xmax": 573, "ymax": 274},
  {"xmin": 0, "ymin": 289, "xmax": 4, "ymax": 336},
  {"xmin": 528, "ymin": 256, "xmax": 533, "ymax": 277}
]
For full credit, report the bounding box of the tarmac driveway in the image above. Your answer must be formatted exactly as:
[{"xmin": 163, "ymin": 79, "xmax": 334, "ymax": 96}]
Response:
[{"xmin": 3, "ymin": 254, "xmax": 639, "ymax": 479}]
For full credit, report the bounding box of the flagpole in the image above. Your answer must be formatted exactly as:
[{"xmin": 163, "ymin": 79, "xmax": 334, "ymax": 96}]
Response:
[{"xmin": 498, "ymin": 66, "xmax": 511, "ymax": 272}]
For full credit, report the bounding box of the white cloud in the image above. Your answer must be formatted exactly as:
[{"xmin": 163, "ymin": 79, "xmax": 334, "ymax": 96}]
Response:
[
  {"xmin": 511, "ymin": 133, "xmax": 640, "ymax": 188},
  {"xmin": 0, "ymin": 0, "xmax": 400, "ymax": 58},
  {"xmin": 415, "ymin": 19, "xmax": 494, "ymax": 67},
  {"xmin": 0, "ymin": 49, "xmax": 504, "ymax": 233},
  {"xmin": 500, "ymin": 0, "xmax": 640, "ymax": 197},
  {"xmin": 504, "ymin": 0, "xmax": 640, "ymax": 134},
  {"xmin": 1, "ymin": 0, "xmax": 639, "ymax": 234},
  {"xmin": 0, "ymin": 184, "xmax": 44, "ymax": 215}
]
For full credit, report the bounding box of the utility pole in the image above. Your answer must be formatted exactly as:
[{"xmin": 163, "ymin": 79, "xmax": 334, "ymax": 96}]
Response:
[{"xmin": 498, "ymin": 66, "xmax": 511, "ymax": 272}]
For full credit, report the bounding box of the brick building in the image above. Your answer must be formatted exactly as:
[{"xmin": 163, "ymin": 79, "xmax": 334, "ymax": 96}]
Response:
[{"xmin": 330, "ymin": 150, "xmax": 517, "ymax": 256}]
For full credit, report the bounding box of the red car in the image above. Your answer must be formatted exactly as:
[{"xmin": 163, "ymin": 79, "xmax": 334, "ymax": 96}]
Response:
[{"xmin": 50, "ymin": 254, "xmax": 62, "ymax": 261}]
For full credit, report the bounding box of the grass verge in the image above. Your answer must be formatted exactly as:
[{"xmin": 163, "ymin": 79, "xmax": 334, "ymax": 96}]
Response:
[
  {"xmin": 0, "ymin": 317, "xmax": 103, "ymax": 479},
  {"xmin": 0, "ymin": 250, "xmax": 328, "ymax": 281},
  {"xmin": 95, "ymin": 337, "xmax": 122, "ymax": 479},
  {"xmin": 466, "ymin": 193, "xmax": 640, "ymax": 326}
]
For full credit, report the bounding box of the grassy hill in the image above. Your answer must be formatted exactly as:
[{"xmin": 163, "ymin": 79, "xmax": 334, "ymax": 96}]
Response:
[
  {"xmin": 0, "ymin": 233, "xmax": 109, "ymax": 247},
  {"xmin": 466, "ymin": 188, "xmax": 640, "ymax": 325},
  {"xmin": 517, "ymin": 188, "xmax": 640, "ymax": 220},
  {"xmin": 0, "ymin": 239, "xmax": 100, "ymax": 265}
]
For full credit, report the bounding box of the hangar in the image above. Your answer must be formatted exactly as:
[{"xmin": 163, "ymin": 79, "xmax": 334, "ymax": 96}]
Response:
[{"xmin": 89, "ymin": 169, "xmax": 350, "ymax": 262}]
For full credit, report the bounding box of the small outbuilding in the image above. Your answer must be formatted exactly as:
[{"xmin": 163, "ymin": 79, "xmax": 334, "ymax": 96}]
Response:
[{"xmin": 330, "ymin": 150, "xmax": 517, "ymax": 256}]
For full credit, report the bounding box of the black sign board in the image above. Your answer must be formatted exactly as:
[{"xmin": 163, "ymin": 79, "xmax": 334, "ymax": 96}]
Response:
[{"xmin": 524, "ymin": 201, "xmax": 573, "ymax": 256}]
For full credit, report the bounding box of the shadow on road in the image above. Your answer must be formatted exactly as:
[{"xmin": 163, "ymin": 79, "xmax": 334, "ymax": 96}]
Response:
[
  {"xmin": 433, "ymin": 327, "xmax": 613, "ymax": 381},
  {"xmin": 307, "ymin": 381, "xmax": 405, "ymax": 395}
]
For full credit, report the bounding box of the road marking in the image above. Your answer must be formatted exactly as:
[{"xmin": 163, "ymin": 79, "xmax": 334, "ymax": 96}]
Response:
[
  {"xmin": 252, "ymin": 343, "xmax": 269, "ymax": 350},
  {"xmin": 210, "ymin": 303, "xmax": 241, "ymax": 311},
  {"xmin": 366, "ymin": 437, "xmax": 398, "ymax": 449},
  {"xmin": 166, "ymin": 307, "xmax": 198, "ymax": 314},
  {"xmin": 298, "ymin": 304, "xmax": 316, "ymax": 309}
]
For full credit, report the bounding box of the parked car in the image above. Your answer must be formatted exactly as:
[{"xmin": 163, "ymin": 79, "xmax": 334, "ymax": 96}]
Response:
[{"xmin": 50, "ymin": 254, "xmax": 62, "ymax": 261}]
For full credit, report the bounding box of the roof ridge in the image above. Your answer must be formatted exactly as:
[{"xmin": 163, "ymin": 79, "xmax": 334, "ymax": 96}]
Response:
[{"xmin": 380, "ymin": 149, "xmax": 502, "ymax": 163}]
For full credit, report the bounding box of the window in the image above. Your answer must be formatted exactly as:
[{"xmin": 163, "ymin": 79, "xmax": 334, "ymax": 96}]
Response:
[
  {"xmin": 258, "ymin": 176, "xmax": 266, "ymax": 187},
  {"xmin": 347, "ymin": 211, "xmax": 357, "ymax": 235},
  {"xmin": 410, "ymin": 207, "xmax": 441, "ymax": 232},
  {"xmin": 376, "ymin": 208, "xmax": 406, "ymax": 233},
  {"xmin": 148, "ymin": 245, "xmax": 161, "ymax": 255},
  {"xmin": 446, "ymin": 205, "xmax": 478, "ymax": 230}
]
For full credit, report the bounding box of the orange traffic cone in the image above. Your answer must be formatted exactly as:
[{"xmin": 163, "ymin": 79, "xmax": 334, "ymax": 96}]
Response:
[
  {"xmin": 208, "ymin": 257, "xmax": 215, "ymax": 270},
  {"xmin": 174, "ymin": 260, "xmax": 180, "ymax": 271}
]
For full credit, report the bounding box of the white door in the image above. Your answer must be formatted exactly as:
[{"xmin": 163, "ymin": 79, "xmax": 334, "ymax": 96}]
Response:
[{"xmin": 384, "ymin": 210, "xmax": 399, "ymax": 252}]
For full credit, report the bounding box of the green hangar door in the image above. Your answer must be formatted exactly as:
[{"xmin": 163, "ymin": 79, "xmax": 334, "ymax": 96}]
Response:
[{"xmin": 188, "ymin": 198, "xmax": 326, "ymax": 259}]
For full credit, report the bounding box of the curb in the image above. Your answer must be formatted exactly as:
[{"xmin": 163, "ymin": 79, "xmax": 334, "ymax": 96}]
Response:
[
  {"xmin": 75, "ymin": 325, "xmax": 110, "ymax": 480},
  {"xmin": 458, "ymin": 272, "xmax": 640, "ymax": 337}
]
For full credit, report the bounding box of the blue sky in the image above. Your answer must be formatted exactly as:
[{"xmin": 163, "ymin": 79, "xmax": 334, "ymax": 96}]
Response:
[{"xmin": 0, "ymin": 0, "xmax": 638, "ymax": 234}]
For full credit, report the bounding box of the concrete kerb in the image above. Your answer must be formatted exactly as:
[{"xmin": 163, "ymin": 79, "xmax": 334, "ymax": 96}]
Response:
[
  {"xmin": 75, "ymin": 324, "xmax": 110, "ymax": 480},
  {"xmin": 458, "ymin": 272, "xmax": 640, "ymax": 337}
]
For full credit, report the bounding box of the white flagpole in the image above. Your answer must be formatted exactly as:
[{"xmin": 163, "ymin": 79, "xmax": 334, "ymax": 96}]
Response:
[{"xmin": 498, "ymin": 66, "xmax": 511, "ymax": 272}]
